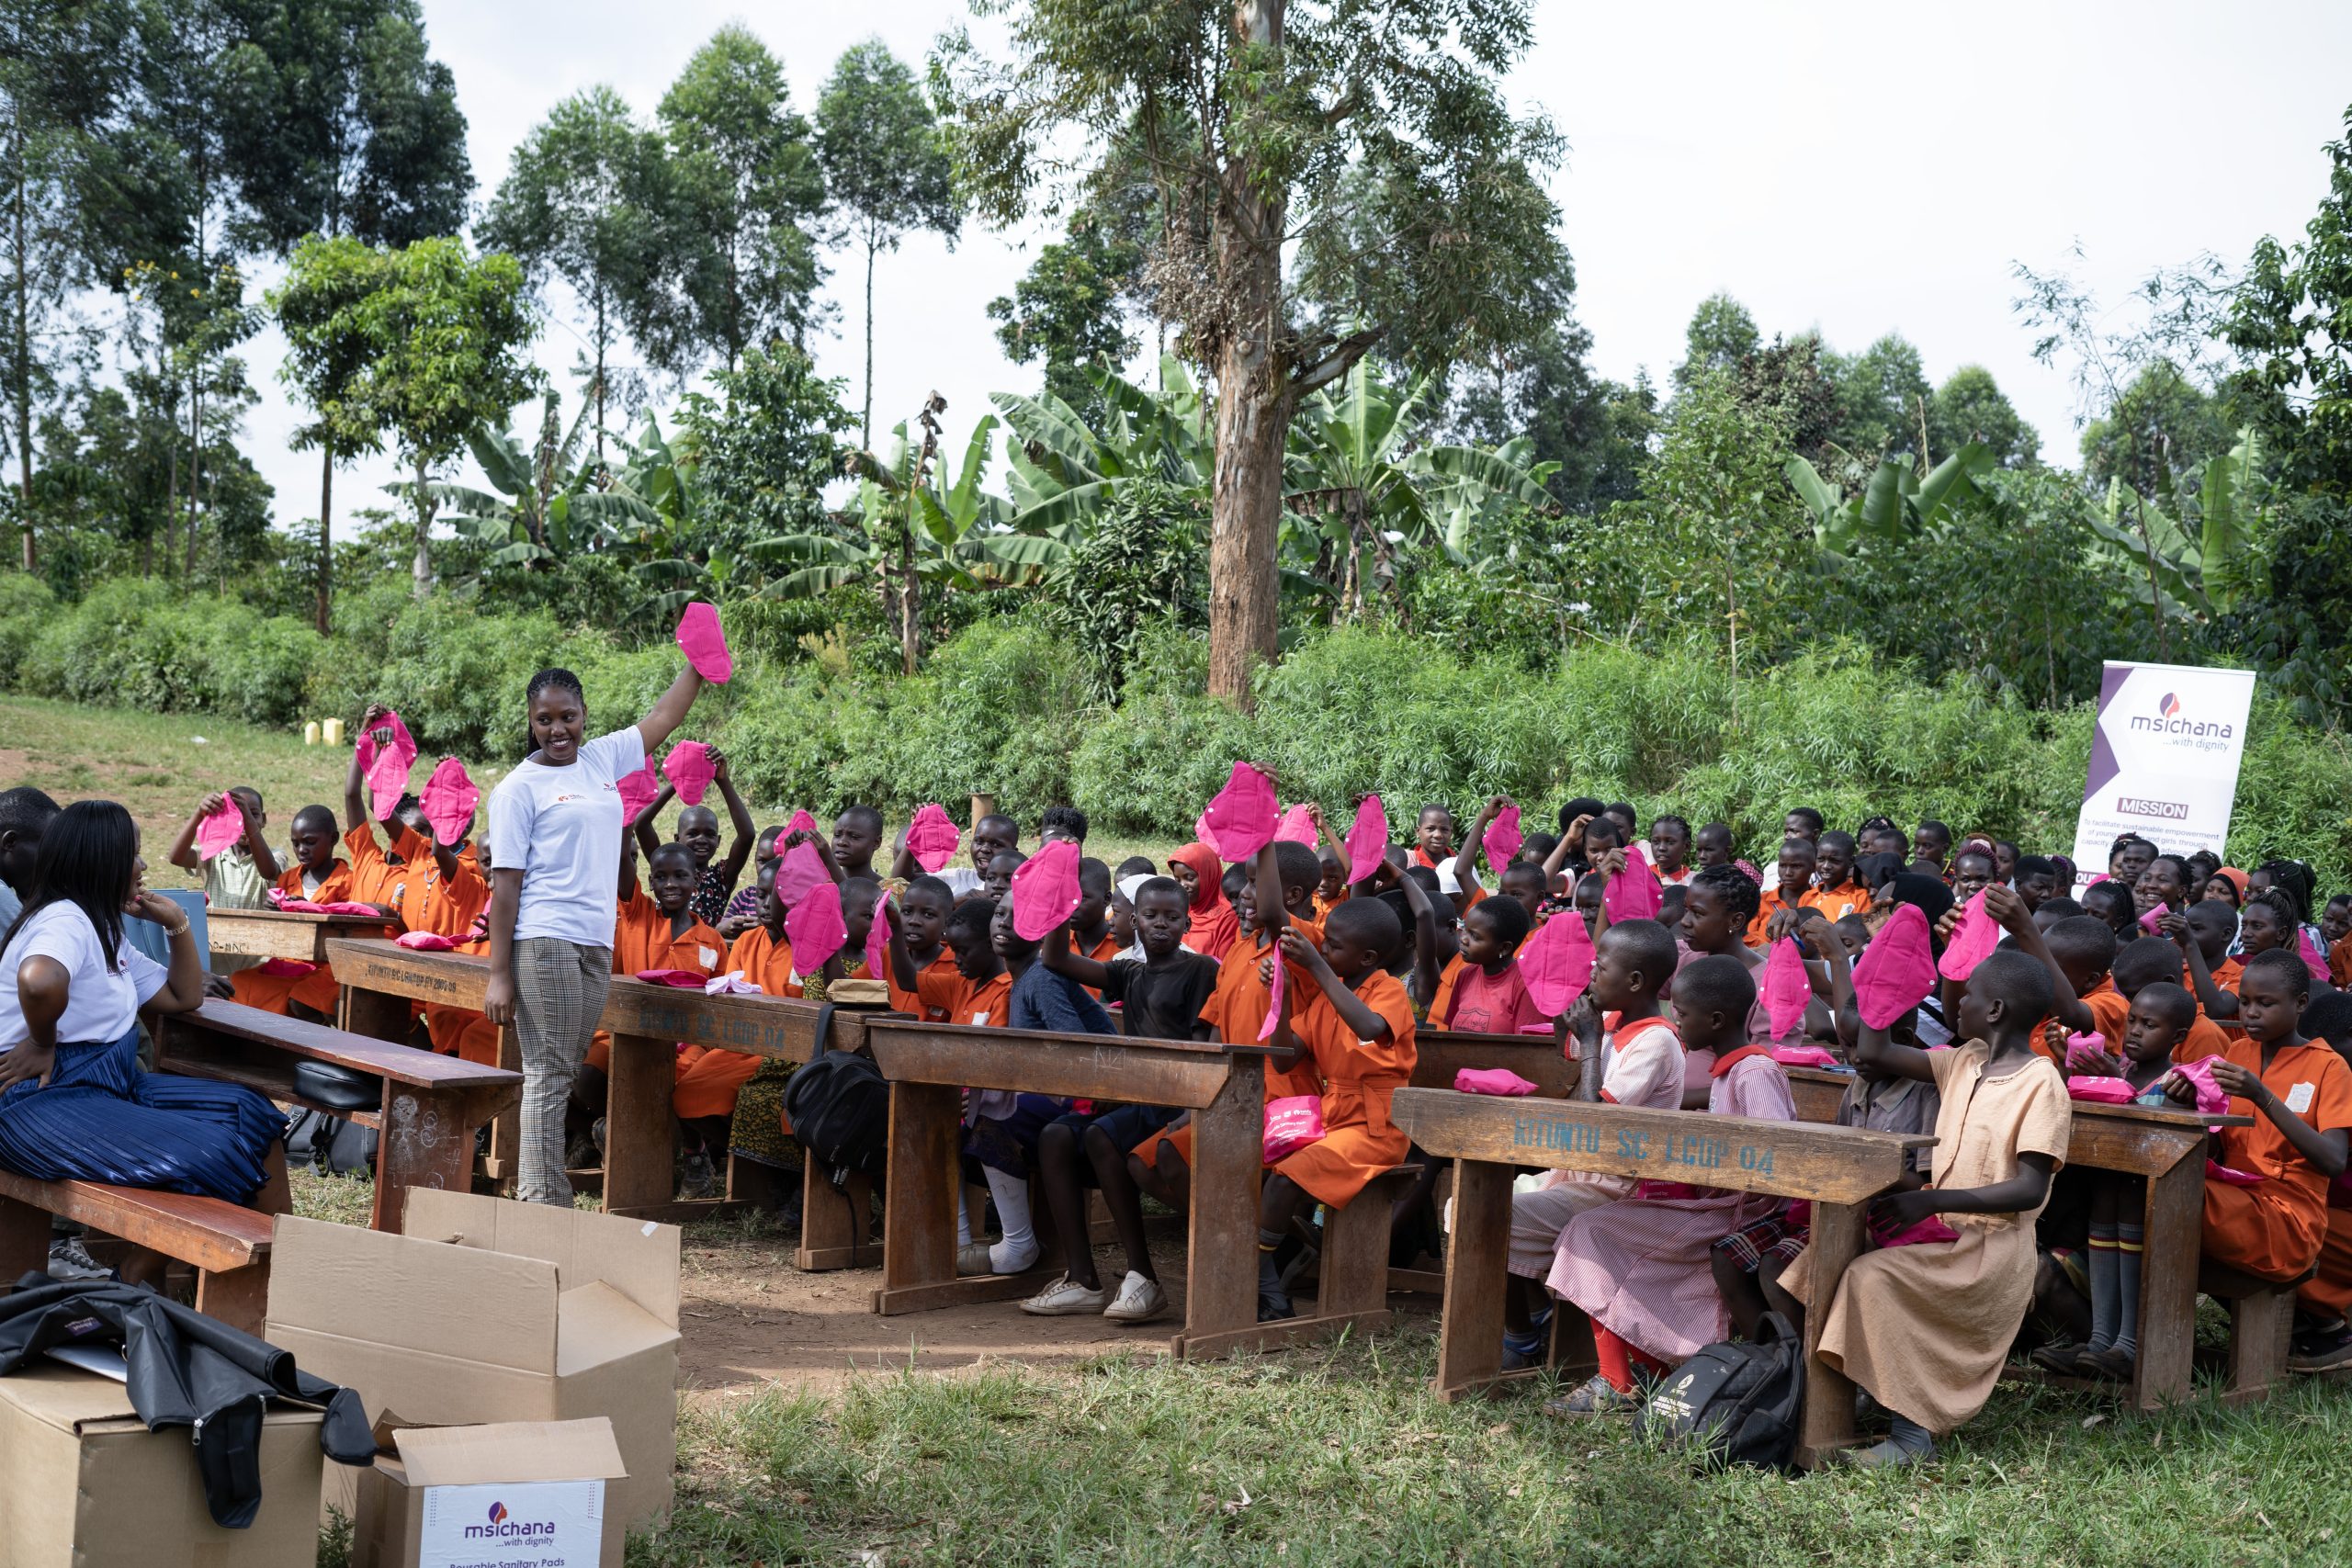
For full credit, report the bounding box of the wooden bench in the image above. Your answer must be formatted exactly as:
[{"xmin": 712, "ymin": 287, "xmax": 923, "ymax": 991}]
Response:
[
  {"xmin": 1785, "ymin": 1064, "xmax": 2258, "ymax": 1410},
  {"xmin": 863, "ymin": 1019, "xmax": 1300, "ymax": 1357},
  {"xmin": 329, "ymin": 939, "xmax": 883, "ymax": 1257},
  {"xmin": 1390, "ymin": 1085, "xmax": 1931, "ymax": 1466},
  {"xmin": 205, "ymin": 908, "xmax": 396, "ymax": 968},
  {"xmin": 0, "ymin": 1169, "xmax": 275, "ymax": 1334},
  {"xmin": 152, "ymin": 1000, "xmax": 522, "ymax": 1232}
]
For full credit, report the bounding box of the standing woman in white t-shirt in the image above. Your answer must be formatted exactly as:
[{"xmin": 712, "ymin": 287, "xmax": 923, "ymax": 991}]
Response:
[
  {"xmin": 0, "ymin": 800, "xmax": 291, "ymax": 1282},
  {"xmin": 484, "ymin": 662, "xmax": 705, "ymax": 1205}
]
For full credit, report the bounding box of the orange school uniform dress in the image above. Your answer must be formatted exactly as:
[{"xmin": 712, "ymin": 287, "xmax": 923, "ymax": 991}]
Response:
[
  {"xmin": 584, "ymin": 892, "xmax": 728, "ymax": 1075},
  {"xmin": 888, "ymin": 948, "xmax": 955, "ymax": 1021},
  {"xmin": 662, "ymin": 920, "xmax": 791, "ymax": 1120},
  {"xmin": 229, "ymin": 860, "xmax": 356, "ymax": 1017},
  {"xmin": 1802, "ymin": 883, "xmax": 1871, "ymax": 924},
  {"xmin": 1135, "ymin": 925, "xmax": 1329, "ymax": 1172},
  {"xmin": 1744, "ymin": 886, "xmax": 1807, "ymax": 948},
  {"xmin": 392, "ymin": 842, "xmax": 499, "ymax": 1064},
  {"xmin": 1272, "ymin": 968, "xmax": 1418, "ymax": 1211},
  {"xmin": 2196, "ymin": 1036, "xmax": 2352, "ymax": 1283},
  {"xmin": 2032, "ymin": 977, "xmax": 2133, "ymax": 1066}
]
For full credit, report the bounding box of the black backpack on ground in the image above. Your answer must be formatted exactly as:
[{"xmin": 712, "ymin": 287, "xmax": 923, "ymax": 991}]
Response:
[
  {"xmin": 284, "ymin": 1109, "xmax": 376, "ymax": 1176},
  {"xmin": 1636, "ymin": 1310, "xmax": 1804, "ymax": 1471},
  {"xmin": 781, "ymin": 1002, "xmax": 890, "ymax": 1194}
]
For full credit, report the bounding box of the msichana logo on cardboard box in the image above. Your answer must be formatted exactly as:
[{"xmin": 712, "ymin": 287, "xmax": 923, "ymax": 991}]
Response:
[
  {"xmin": 465, "ymin": 1500, "xmax": 556, "ymax": 1541},
  {"xmin": 2115, "ymin": 796, "xmax": 2190, "ymax": 821},
  {"xmin": 2128, "ymin": 693, "xmax": 2233, "ymax": 740}
]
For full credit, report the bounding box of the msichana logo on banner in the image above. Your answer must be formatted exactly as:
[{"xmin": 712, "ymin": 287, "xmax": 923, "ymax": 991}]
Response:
[
  {"xmin": 2116, "ymin": 796, "xmax": 2190, "ymax": 820},
  {"xmin": 2128, "ymin": 694, "xmax": 2234, "ymax": 743}
]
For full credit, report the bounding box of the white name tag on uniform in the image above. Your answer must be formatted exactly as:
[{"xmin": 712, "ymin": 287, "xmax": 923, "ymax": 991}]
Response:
[{"xmin": 2287, "ymin": 1082, "xmax": 2316, "ymax": 1114}]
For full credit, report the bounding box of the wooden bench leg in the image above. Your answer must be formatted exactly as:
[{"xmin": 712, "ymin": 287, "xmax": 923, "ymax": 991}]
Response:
[
  {"xmin": 0, "ymin": 1195, "xmax": 48, "ymax": 1285},
  {"xmin": 375, "ymin": 1086, "xmax": 503, "ymax": 1232},
  {"xmin": 2133, "ymin": 1155, "xmax": 2202, "ymax": 1412},
  {"xmin": 2222, "ymin": 1286, "xmax": 2296, "ymax": 1405},
  {"xmin": 1173, "ymin": 1055, "xmax": 1264, "ymax": 1358},
  {"xmin": 194, "ymin": 1261, "xmax": 271, "ymax": 1337},
  {"xmin": 873, "ymin": 1082, "xmax": 1002, "ymax": 1314},
  {"xmin": 1432, "ymin": 1157, "xmax": 1513, "ymax": 1401},
  {"xmin": 1795, "ymin": 1199, "xmax": 1864, "ymax": 1468},
  {"xmin": 797, "ymin": 1163, "xmax": 874, "ymax": 1271},
  {"xmin": 1314, "ymin": 1168, "xmax": 1412, "ymax": 1321},
  {"xmin": 487, "ymin": 1026, "xmax": 523, "ymax": 1191},
  {"xmin": 602, "ymin": 1032, "xmax": 676, "ymax": 1215}
]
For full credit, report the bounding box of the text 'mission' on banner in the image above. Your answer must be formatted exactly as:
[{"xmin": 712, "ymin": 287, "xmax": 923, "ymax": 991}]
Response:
[{"xmin": 2072, "ymin": 660, "xmax": 2257, "ymax": 889}]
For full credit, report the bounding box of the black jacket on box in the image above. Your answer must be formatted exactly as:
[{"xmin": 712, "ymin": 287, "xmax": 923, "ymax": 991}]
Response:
[{"xmin": 0, "ymin": 1275, "xmax": 376, "ymax": 1528}]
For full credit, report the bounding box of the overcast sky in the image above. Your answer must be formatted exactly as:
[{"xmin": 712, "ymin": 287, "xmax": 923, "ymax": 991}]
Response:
[{"xmin": 225, "ymin": 0, "xmax": 2352, "ymax": 531}]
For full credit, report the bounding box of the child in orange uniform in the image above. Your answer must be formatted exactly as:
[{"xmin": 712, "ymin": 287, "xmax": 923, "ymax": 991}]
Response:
[
  {"xmin": 228, "ymin": 804, "xmax": 351, "ymax": 1020},
  {"xmin": 2290, "ymin": 991, "xmax": 2352, "ymax": 1371},
  {"xmin": 886, "ymin": 874, "xmax": 958, "ymax": 1020},
  {"xmin": 1256, "ymin": 897, "xmax": 1419, "ymax": 1322}
]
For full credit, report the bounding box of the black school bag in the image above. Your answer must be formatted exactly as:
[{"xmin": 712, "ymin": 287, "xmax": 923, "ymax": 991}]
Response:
[
  {"xmin": 781, "ymin": 1002, "xmax": 890, "ymax": 1193},
  {"xmin": 1636, "ymin": 1310, "xmax": 1804, "ymax": 1472}
]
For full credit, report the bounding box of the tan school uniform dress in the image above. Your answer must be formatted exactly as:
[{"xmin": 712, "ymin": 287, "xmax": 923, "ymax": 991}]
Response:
[{"xmin": 1782, "ymin": 1040, "xmax": 2071, "ymax": 1434}]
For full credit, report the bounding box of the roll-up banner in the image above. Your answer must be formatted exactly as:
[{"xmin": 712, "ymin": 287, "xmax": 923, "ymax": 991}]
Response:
[{"xmin": 2071, "ymin": 660, "xmax": 2257, "ymax": 889}]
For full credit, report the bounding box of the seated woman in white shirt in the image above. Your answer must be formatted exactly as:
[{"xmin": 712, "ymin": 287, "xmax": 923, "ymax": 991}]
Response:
[{"xmin": 0, "ymin": 800, "xmax": 288, "ymax": 1287}]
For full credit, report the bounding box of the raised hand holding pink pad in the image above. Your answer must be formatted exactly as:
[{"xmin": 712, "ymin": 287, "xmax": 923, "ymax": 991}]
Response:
[
  {"xmin": 675, "ymin": 601, "xmax": 733, "ymax": 682},
  {"xmin": 905, "ymin": 804, "xmax": 961, "ymax": 874},
  {"xmin": 662, "ymin": 741, "xmax": 718, "ymax": 807}
]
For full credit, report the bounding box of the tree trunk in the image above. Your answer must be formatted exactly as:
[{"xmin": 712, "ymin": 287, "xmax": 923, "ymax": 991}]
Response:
[
  {"xmin": 315, "ymin": 447, "xmax": 333, "ymax": 635},
  {"xmin": 1205, "ymin": 0, "xmax": 1291, "ymax": 707},
  {"xmin": 411, "ymin": 454, "xmax": 435, "ymax": 598},
  {"xmin": 861, "ymin": 237, "xmax": 876, "ymax": 451},
  {"xmin": 12, "ymin": 127, "xmax": 30, "ymax": 573},
  {"xmin": 593, "ymin": 285, "xmax": 606, "ymax": 468}
]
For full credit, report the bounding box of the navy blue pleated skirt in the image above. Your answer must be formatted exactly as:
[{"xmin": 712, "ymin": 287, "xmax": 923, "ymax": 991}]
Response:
[{"xmin": 0, "ymin": 1026, "xmax": 288, "ymax": 1201}]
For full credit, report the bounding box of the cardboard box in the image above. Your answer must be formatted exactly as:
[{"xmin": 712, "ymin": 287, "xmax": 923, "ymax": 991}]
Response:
[
  {"xmin": 352, "ymin": 1417, "xmax": 628, "ymax": 1568},
  {"xmin": 266, "ymin": 1190, "xmax": 680, "ymax": 1535},
  {"xmin": 0, "ymin": 1363, "xmax": 325, "ymax": 1567}
]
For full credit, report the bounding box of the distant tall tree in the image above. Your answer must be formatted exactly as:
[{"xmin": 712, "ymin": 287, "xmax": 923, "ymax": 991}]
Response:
[
  {"xmin": 1826, "ymin": 333, "xmax": 1932, "ymax": 458},
  {"xmin": 644, "ymin": 26, "xmax": 824, "ymax": 378},
  {"xmin": 267, "ymin": 233, "xmax": 379, "ymax": 628},
  {"xmin": 481, "ymin": 85, "xmax": 672, "ymax": 462},
  {"xmin": 2076, "ymin": 358, "xmax": 2229, "ymax": 495},
  {"xmin": 941, "ymin": 0, "xmax": 1573, "ymax": 702},
  {"xmin": 815, "ymin": 39, "xmax": 959, "ymax": 448},
  {"xmin": 1450, "ymin": 318, "xmax": 1656, "ymax": 510},
  {"xmin": 1671, "ymin": 293, "xmax": 1760, "ymax": 394},
  {"xmin": 988, "ymin": 209, "xmax": 1143, "ymax": 416},
  {"xmin": 2228, "ymin": 101, "xmax": 2352, "ymax": 498},
  {"xmin": 1928, "ymin": 365, "xmax": 2038, "ymax": 468}
]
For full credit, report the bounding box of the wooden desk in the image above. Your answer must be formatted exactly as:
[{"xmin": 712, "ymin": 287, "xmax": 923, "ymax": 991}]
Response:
[
  {"xmin": 1412, "ymin": 1030, "xmax": 1579, "ymax": 1098},
  {"xmin": 206, "ymin": 908, "xmax": 396, "ymax": 965},
  {"xmin": 328, "ymin": 938, "xmax": 882, "ymax": 1255},
  {"xmin": 153, "ymin": 999, "xmax": 521, "ymax": 1231},
  {"xmin": 1782, "ymin": 1064, "xmax": 2250, "ymax": 1412},
  {"xmin": 862, "ymin": 1019, "xmax": 1294, "ymax": 1358},
  {"xmin": 1391, "ymin": 1085, "xmax": 1930, "ymax": 1466}
]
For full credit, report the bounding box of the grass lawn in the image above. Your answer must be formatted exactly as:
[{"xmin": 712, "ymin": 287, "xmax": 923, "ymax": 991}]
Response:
[
  {"xmin": 0, "ymin": 693, "xmax": 1185, "ymax": 890},
  {"xmin": 646, "ymin": 1328, "xmax": 2351, "ymax": 1567}
]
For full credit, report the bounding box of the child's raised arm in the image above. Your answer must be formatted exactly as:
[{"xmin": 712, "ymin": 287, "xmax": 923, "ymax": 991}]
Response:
[
  {"xmin": 167, "ymin": 797, "xmax": 210, "ymax": 873},
  {"xmin": 2170, "ymin": 914, "xmax": 2239, "ymax": 1020},
  {"xmin": 1987, "ymin": 884, "xmax": 2095, "ymax": 1034},
  {"xmin": 1283, "ymin": 928, "xmax": 1389, "ymax": 1043},
  {"xmin": 1451, "ymin": 795, "xmax": 1507, "ymax": 896},
  {"xmin": 1386, "ymin": 862, "xmax": 1445, "ymax": 1007},
  {"xmin": 711, "ymin": 750, "xmax": 756, "ymax": 886},
  {"xmin": 633, "ymin": 783, "xmax": 675, "ymax": 861},
  {"xmin": 618, "ymin": 811, "xmax": 642, "ymax": 900},
  {"xmin": 1542, "ymin": 818, "xmax": 1587, "ymax": 887},
  {"xmin": 1253, "ymin": 839, "xmax": 1289, "ymax": 937},
  {"xmin": 634, "ymin": 662, "xmax": 707, "ymax": 754},
  {"xmin": 1040, "ymin": 920, "xmax": 1113, "ymax": 990}
]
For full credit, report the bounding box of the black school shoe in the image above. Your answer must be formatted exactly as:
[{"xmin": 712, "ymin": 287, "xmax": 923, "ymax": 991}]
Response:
[
  {"xmin": 1257, "ymin": 1250, "xmax": 1296, "ymax": 1323},
  {"xmin": 2289, "ymin": 1316, "xmax": 2352, "ymax": 1373}
]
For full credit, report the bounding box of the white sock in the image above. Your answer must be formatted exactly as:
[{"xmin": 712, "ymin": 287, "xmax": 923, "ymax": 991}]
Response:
[
  {"xmin": 957, "ymin": 1190, "xmax": 973, "ymax": 1249},
  {"xmin": 982, "ymin": 1167, "xmax": 1038, "ymax": 1272}
]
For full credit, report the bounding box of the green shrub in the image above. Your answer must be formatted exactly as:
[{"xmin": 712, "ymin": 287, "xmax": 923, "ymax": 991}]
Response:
[
  {"xmin": 189, "ymin": 609, "xmax": 320, "ymax": 727},
  {"xmin": 716, "ymin": 666, "xmax": 895, "ymax": 818},
  {"xmin": 0, "ymin": 573, "xmax": 55, "ymax": 687},
  {"xmin": 2229, "ymin": 692, "xmax": 2352, "ymax": 877},
  {"xmin": 870, "ymin": 615, "xmax": 1095, "ymax": 827}
]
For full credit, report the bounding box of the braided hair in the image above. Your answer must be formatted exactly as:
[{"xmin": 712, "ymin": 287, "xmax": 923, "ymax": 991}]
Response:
[{"xmin": 1691, "ymin": 862, "xmax": 1760, "ymax": 931}]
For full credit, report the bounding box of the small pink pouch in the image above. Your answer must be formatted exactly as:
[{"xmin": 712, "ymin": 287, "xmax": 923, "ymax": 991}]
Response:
[
  {"xmin": 272, "ymin": 897, "xmax": 327, "ymax": 913},
  {"xmin": 2139, "ymin": 901, "xmax": 2170, "ymax": 934},
  {"xmin": 1771, "ymin": 1045, "xmax": 1838, "ymax": 1067},
  {"xmin": 195, "ymin": 798, "xmax": 243, "ymax": 860},
  {"xmin": 2064, "ymin": 1031, "xmax": 2111, "ymax": 1072},
  {"xmin": 1273, "ymin": 803, "xmax": 1318, "ymax": 846},
  {"xmin": 256, "ymin": 958, "xmax": 316, "ymax": 977},
  {"xmin": 1517, "ymin": 906, "xmax": 1594, "ymax": 1017},
  {"xmin": 786, "ymin": 880, "xmax": 848, "ymax": 971},
  {"xmin": 617, "ymin": 765, "xmax": 662, "ymax": 821},
  {"xmin": 1010, "ymin": 840, "xmax": 1083, "ymax": 941},
  {"xmin": 2207, "ymin": 1159, "xmax": 2265, "ymax": 1187},
  {"xmin": 419, "ymin": 758, "xmax": 479, "ymax": 844},
  {"xmin": 1483, "ymin": 805, "xmax": 1523, "ymax": 866},
  {"xmin": 675, "ymin": 601, "xmax": 733, "ymax": 682},
  {"xmin": 662, "ymin": 741, "xmax": 718, "ymax": 807},
  {"xmin": 1200, "ymin": 761, "xmax": 1279, "ymax": 863},
  {"xmin": 636, "ymin": 968, "xmax": 707, "ymax": 987},
  {"xmin": 395, "ymin": 931, "xmax": 456, "ymax": 952},
  {"xmin": 1454, "ymin": 1067, "xmax": 1537, "ymax": 1097},
  {"xmin": 2171, "ymin": 1054, "xmax": 2232, "ymax": 1117},
  {"xmin": 1262, "ymin": 1095, "xmax": 1327, "ymax": 1166},
  {"xmin": 905, "ymin": 804, "xmax": 961, "ymax": 874},
  {"xmin": 1344, "ymin": 794, "xmax": 1389, "ymax": 885},
  {"xmin": 2066, "ymin": 1075, "xmax": 2138, "ymax": 1104},
  {"xmin": 316, "ymin": 901, "xmax": 381, "ymax": 917}
]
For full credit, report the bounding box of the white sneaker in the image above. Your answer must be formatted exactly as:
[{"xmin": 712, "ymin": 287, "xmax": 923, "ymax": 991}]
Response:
[
  {"xmin": 46, "ymin": 1238, "xmax": 108, "ymax": 1282},
  {"xmin": 1018, "ymin": 1274, "xmax": 1109, "ymax": 1315},
  {"xmin": 1102, "ymin": 1270, "xmax": 1169, "ymax": 1324}
]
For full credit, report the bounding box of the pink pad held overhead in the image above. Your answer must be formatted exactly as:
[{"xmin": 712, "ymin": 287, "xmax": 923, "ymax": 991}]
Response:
[
  {"xmin": 354, "ymin": 710, "xmax": 418, "ymax": 823},
  {"xmin": 2066, "ymin": 1076, "xmax": 2138, "ymax": 1104},
  {"xmin": 662, "ymin": 741, "xmax": 718, "ymax": 807},
  {"xmin": 635, "ymin": 968, "xmax": 707, "ymax": 988},
  {"xmin": 394, "ymin": 931, "xmax": 456, "ymax": 952},
  {"xmin": 1517, "ymin": 907, "xmax": 1595, "ymax": 1018},
  {"xmin": 905, "ymin": 804, "xmax": 962, "ymax": 874},
  {"xmin": 195, "ymin": 797, "xmax": 244, "ymax": 861},
  {"xmin": 775, "ymin": 840, "xmax": 830, "ymax": 908},
  {"xmin": 1199, "ymin": 761, "xmax": 1279, "ymax": 863},
  {"xmin": 1011, "ymin": 840, "xmax": 1084, "ymax": 942},
  {"xmin": 1273, "ymin": 803, "xmax": 1318, "ymax": 846},
  {"xmin": 675, "ymin": 601, "xmax": 733, "ymax": 683},
  {"xmin": 1343, "ymin": 795, "xmax": 1389, "ymax": 886},
  {"xmin": 784, "ymin": 808, "xmax": 818, "ymax": 839},
  {"xmin": 1261, "ymin": 1096, "xmax": 1327, "ymax": 1166},
  {"xmin": 1761, "ymin": 936, "xmax": 1812, "ymax": 1043},
  {"xmin": 1937, "ymin": 889, "xmax": 2001, "ymax": 982},
  {"xmin": 1258, "ymin": 952, "xmax": 1284, "ymax": 1043},
  {"xmin": 419, "ymin": 758, "xmax": 480, "ymax": 845},
  {"xmin": 1770, "ymin": 1045, "xmax": 1838, "ymax": 1067},
  {"xmin": 1852, "ymin": 902, "xmax": 1936, "ymax": 1030},
  {"xmin": 1603, "ymin": 843, "xmax": 1662, "ymax": 923},
  {"xmin": 616, "ymin": 765, "xmax": 662, "ymax": 822},
  {"xmin": 786, "ymin": 881, "xmax": 847, "ymax": 972},
  {"xmin": 864, "ymin": 894, "xmax": 891, "ymax": 980},
  {"xmin": 1453, "ymin": 1067, "xmax": 1538, "ymax": 1097},
  {"xmin": 1482, "ymin": 805, "xmax": 1523, "ymax": 868}
]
